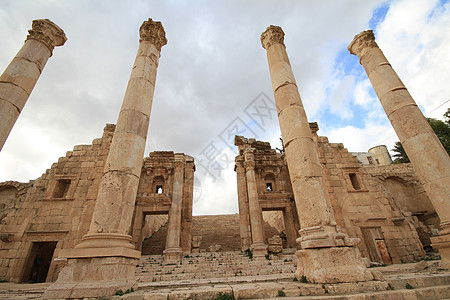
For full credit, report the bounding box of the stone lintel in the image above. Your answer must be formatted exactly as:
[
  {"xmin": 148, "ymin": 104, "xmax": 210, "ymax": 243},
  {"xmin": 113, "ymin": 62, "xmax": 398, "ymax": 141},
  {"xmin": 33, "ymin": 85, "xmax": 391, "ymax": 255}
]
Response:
[
  {"xmin": 139, "ymin": 18, "xmax": 167, "ymax": 51},
  {"xmin": 348, "ymin": 30, "xmax": 378, "ymax": 57},
  {"xmin": 261, "ymin": 25, "xmax": 285, "ymax": 50},
  {"xmin": 26, "ymin": 19, "xmax": 67, "ymax": 54},
  {"xmin": 58, "ymin": 247, "xmax": 141, "ymax": 259}
]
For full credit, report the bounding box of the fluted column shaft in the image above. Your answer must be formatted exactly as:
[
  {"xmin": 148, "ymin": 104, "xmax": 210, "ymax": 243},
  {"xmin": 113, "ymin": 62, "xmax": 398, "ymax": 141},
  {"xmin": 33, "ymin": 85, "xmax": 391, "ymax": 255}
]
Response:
[
  {"xmin": 0, "ymin": 19, "xmax": 66, "ymax": 150},
  {"xmin": 349, "ymin": 30, "xmax": 450, "ymax": 267},
  {"xmin": 244, "ymin": 149, "xmax": 268, "ymax": 257},
  {"xmin": 76, "ymin": 19, "xmax": 167, "ymax": 254},
  {"xmin": 235, "ymin": 159, "xmax": 252, "ymax": 250},
  {"xmin": 164, "ymin": 155, "xmax": 185, "ymax": 262}
]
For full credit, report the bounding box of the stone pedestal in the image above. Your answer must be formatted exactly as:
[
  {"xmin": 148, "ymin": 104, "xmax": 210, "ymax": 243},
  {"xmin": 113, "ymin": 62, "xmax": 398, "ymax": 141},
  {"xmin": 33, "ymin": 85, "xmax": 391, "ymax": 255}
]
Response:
[
  {"xmin": 348, "ymin": 30, "xmax": 450, "ymax": 266},
  {"xmin": 0, "ymin": 19, "xmax": 66, "ymax": 150},
  {"xmin": 261, "ymin": 25, "xmax": 376, "ymax": 283},
  {"xmin": 295, "ymin": 247, "xmax": 375, "ymax": 283},
  {"xmin": 43, "ymin": 257, "xmax": 136, "ymax": 299},
  {"xmin": 44, "ymin": 18, "xmax": 166, "ymax": 299}
]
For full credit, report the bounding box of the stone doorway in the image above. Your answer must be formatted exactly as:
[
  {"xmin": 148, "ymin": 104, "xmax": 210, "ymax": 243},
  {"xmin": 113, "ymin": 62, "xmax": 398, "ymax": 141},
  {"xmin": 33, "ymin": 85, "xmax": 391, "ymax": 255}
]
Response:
[
  {"xmin": 21, "ymin": 241, "xmax": 57, "ymax": 283},
  {"xmin": 140, "ymin": 213, "xmax": 169, "ymax": 255},
  {"xmin": 361, "ymin": 227, "xmax": 392, "ymax": 264}
]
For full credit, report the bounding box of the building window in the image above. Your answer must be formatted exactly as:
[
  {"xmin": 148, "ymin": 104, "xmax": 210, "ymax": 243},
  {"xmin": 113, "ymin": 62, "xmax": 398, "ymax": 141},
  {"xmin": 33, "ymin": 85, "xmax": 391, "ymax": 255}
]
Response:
[
  {"xmin": 266, "ymin": 183, "xmax": 273, "ymax": 191},
  {"xmin": 375, "ymin": 158, "xmax": 380, "ymax": 165},
  {"xmin": 367, "ymin": 156, "xmax": 374, "ymax": 165},
  {"xmin": 53, "ymin": 179, "xmax": 71, "ymax": 198},
  {"xmin": 156, "ymin": 185, "xmax": 163, "ymax": 194},
  {"xmin": 349, "ymin": 173, "xmax": 361, "ymax": 190}
]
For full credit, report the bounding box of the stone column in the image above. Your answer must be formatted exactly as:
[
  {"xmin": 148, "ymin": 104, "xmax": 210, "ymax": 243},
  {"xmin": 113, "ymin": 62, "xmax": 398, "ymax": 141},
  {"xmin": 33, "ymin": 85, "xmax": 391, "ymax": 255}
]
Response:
[
  {"xmin": 235, "ymin": 157, "xmax": 252, "ymax": 250},
  {"xmin": 283, "ymin": 205, "xmax": 298, "ymax": 248},
  {"xmin": 244, "ymin": 148, "xmax": 268, "ymax": 258},
  {"xmin": 0, "ymin": 19, "xmax": 66, "ymax": 150},
  {"xmin": 181, "ymin": 156, "xmax": 195, "ymax": 254},
  {"xmin": 44, "ymin": 19, "xmax": 167, "ymax": 299},
  {"xmin": 261, "ymin": 25, "xmax": 375, "ymax": 283},
  {"xmin": 349, "ymin": 30, "xmax": 450, "ymax": 268},
  {"xmin": 164, "ymin": 154, "xmax": 185, "ymax": 263}
]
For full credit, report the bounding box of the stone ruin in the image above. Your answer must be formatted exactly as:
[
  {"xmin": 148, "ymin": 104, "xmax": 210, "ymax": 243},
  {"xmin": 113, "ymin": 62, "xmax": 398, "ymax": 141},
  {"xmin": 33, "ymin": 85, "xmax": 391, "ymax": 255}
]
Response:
[{"xmin": 0, "ymin": 18, "xmax": 449, "ymax": 299}]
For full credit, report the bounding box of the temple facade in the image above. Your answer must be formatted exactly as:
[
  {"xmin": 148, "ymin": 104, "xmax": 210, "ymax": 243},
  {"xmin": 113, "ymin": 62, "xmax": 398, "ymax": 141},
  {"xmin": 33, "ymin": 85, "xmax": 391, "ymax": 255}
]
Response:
[
  {"xmin": 234, "ymin": 123, "xmax": 438, "ymax": 266},
  {"xmin": 0, "ymin": 124, "xmax": 194, "ymax": 283}
]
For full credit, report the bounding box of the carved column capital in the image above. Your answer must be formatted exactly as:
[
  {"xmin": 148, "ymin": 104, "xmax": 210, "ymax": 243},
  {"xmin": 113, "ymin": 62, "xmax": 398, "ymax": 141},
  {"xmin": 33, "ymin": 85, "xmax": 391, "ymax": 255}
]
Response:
[
  {"xmin": 139, "ymin": 18, "xmax": 167, "ymax": 51},
  {"xmin": 244, "ymin": 160, "xmax": 255, "ymax": 171},
  {"xmin": 26, "ymin": 19, "xmax": 67, "ymax": 54},
  {"xmin": 174, "ymin": 160, "xmax": 185, "ymax": 171},
  {"xmin": 261, "ymin": 25, "xmax": 285, "ymax": 50},
  {"xmin": 348, "ymin": 30, "xmax": 378, "ymax": 57}
]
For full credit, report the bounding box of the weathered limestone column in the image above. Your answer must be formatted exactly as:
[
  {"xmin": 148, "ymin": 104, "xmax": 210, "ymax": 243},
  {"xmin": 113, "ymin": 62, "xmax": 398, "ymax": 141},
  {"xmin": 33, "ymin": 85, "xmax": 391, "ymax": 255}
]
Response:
[
  {"xmin": 164, "ymin": 154, "xmax": 185, "ymax": 263},
  {"xmin": 244, "ymin": 148, "xmax": 268, "ymax": 258},
  {"xmin": 261, "ymin": 25, "xmax": 376, "ymax": 283},
  {"xmin": 349, "ymin": 30, "xmax": 450, "ymax": 268},
  {"xmin": 235, "ymin": 157, "xmax": 252, "ymax": 250},
  {"xmin": 181, "ymin": 156, "xmax": 195, "ymax": 254},
  {"xmin": 0, "ymin": 19, "xmax": 66, "ymax": 150},
  {"xmin": 44, "ymin": 19, "xmax": 167, "ymax": 299}
]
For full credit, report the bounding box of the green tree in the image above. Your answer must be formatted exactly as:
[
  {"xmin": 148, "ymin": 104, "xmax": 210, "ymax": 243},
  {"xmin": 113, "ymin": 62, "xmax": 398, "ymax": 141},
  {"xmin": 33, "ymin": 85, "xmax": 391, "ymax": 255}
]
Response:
[
  {"xmin": 392, "ymin": 108, "xmax": 450, "ymax": 163},
  {"xmin": 392, "ymin": 141, "xmax": 409, "ymax": 163},
  {"xmin": 427, "ymin": 117, "xmax": 450, "ymax": 155}
]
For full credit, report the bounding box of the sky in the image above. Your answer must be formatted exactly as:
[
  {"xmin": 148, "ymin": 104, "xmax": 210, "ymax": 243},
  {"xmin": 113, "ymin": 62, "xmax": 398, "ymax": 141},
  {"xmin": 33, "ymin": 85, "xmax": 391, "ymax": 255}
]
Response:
[{"xmin": 0, "ymin": 0, "xmax": 449, "ymax": 215}]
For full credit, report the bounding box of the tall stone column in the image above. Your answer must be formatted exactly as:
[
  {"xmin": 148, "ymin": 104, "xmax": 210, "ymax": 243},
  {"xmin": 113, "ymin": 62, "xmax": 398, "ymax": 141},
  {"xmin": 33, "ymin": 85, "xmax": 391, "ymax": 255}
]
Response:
[
  {"xmin": 261, "ymin": 25, "xmax": 376, "ymax": 283},
  {"xmin": 164, "ymin": 154, "xmax": 185, "ymax": 263},
  {"xmin": 244, "ymin": 148, "xmax": 268, "ymax": 258},
  {"xmin": 349, "ymin": 30, "xmax": 450, "ymax": 268},
  {"xmin": 235, "ymin": 157, "xmax": 252, "ymax": 250},
  {"xmin": 0, "ymin": 19, "xmax": 66, "ymax": 150},
  {"xmin": 44, "ymin": 19, "xmax": 167, "ymax": 299}
]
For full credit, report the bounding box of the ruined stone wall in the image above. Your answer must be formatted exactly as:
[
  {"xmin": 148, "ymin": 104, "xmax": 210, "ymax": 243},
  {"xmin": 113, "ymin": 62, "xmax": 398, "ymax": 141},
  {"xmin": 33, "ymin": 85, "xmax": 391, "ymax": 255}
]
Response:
[
  {"xmin": 0, "ymin": 124, "xmax": 115, "ymax": 283},
  {"xmin": 315, "ymin": 134, "xmax": 426, "ymax": 264},
  {"xmin": 236, "ymin": 125, "xmax": 428, "ymax": 264},
  {"xmin": 0, "ymin": 125, "xmax": 195, "ymax": 283}
]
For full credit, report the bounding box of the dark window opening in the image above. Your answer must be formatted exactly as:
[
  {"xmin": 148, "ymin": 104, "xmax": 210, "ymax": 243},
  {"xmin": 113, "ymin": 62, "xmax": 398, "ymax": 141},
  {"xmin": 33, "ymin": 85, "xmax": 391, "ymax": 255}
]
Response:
[
  {"xmin": 367, "ymin": 156, "xmax": 374, "ymax": 165},
  {"xmin": 266, "ymin": 183, "xmax": 273, "ymax": 191},
  {"xmin": 53, "ymin": 179, "xmax": 71, "ymax": 198},
  {"xmin": 375, "ymin": 158, "xmax": 380, "ymax": 165},
  {"xmin": 156, "ymin": 185, "xmax": 163, "ymax": 194},
  {"xmin": 349, "ymin": 173, "xmax": 361, "ymax": 190}
]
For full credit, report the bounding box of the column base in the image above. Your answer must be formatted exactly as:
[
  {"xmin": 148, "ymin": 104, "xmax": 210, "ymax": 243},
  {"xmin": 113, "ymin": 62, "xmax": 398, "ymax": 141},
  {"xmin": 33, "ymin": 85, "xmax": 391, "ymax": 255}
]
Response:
[
  {"xmin": 43, "ymin": 256, "xmax": 138, "ymax": 299},
  {"xmin": 251, "ymin": 242, "xmax": 268, "ymax": 260},
  {"xmin": 431, "ymin": 232, "xmax": 450, "ymax": 269},
  {"xmin": 163, "ymin": 247, "xmax": 182, "ymax": 264},
  {"xmin": 295, "ymin": 246, "xmax": 382, "ymax": 283}
]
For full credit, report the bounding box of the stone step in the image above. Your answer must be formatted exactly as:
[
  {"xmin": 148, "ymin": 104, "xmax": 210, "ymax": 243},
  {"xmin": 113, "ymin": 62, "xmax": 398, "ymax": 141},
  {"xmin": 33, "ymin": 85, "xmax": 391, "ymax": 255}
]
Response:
[{"xmin": 1, "ymin": 262, "xmax": 449, "ymax": 299}]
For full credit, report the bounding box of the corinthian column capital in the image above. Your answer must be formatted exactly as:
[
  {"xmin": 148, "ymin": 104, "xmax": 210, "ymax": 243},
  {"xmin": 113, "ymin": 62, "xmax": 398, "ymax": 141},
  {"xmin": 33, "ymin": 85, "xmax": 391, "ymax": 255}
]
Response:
[
  {"xmin": 26, "ymin": 19, "xmax": 67, "ymax": 54},
  {"xmin": 139, "ymin": 18, "xmax": 167, "ymax": 51},
  {"xmin": 348, "ymin": 30, "xmax": 378, "ymax": 57},
  {"xmin": 244, "ymin": 160, "xmax": 255, "ymax": 171},
  {"xmin": 261, "ymin": 25, "xmax": 285, "ymax": 50}
]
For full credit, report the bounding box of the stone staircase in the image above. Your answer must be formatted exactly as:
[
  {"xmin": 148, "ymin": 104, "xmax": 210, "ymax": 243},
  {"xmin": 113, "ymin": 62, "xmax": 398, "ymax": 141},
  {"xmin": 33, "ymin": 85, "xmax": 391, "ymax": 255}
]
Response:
[
  {"xmin": 2, "ymin": 260, "xmax": 450, "ymax": 299},
  {"xmin": 191, "ymin": 214, "xmax": 242, "ymax": 252},
  {"xmin": 141, "ymin": 223, "xmax": 168, "ymax": 255},
  {"xmin": 136, "ymin": 250, "xmax": 297, "ymax": 283}
]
